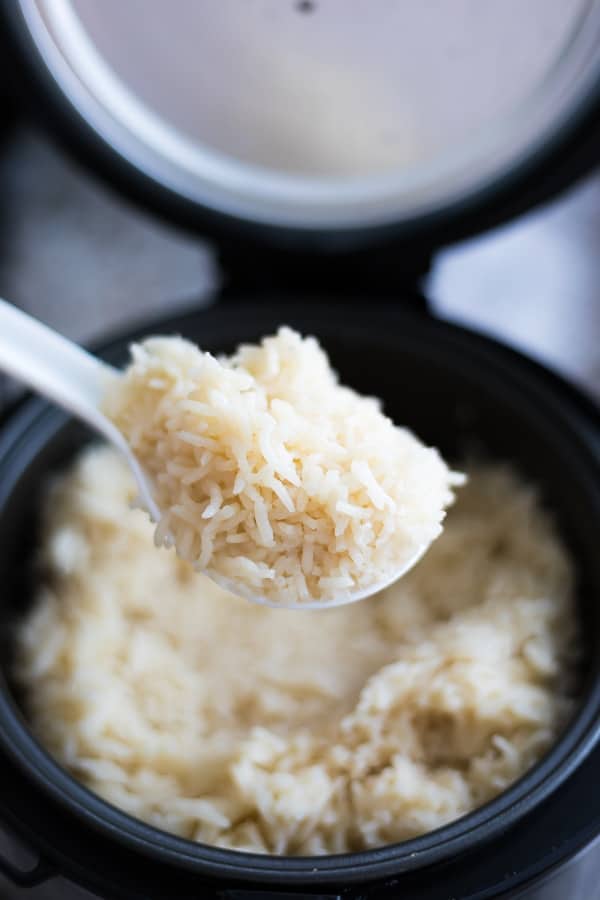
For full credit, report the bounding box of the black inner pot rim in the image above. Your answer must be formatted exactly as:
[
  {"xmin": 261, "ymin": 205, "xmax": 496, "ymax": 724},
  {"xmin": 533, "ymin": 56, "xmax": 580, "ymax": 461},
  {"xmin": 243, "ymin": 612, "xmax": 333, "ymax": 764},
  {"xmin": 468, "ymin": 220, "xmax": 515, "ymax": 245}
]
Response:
[
  {"xmin": 1, "ymin": 427, "xmax": 599, "ymax": 885},
  {"xmin": 1, "ymin": 654, "xmax": 599, "ymax": 885},
  {"xmin": 0, "ymin": 308, "xmax": 599, "ymax": 885}
]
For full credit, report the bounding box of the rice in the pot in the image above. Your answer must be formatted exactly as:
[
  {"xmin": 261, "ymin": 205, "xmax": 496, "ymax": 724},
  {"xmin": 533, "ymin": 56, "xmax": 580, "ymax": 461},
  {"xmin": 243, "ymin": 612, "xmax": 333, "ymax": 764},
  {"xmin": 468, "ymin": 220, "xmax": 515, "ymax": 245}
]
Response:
[
  {"xmin": 103, "ymin": 328, "xmax": 463, "ymax": 605},
  {"xmin": 15, "ymin": 446, "xmax": 579, "ymax": 854}
]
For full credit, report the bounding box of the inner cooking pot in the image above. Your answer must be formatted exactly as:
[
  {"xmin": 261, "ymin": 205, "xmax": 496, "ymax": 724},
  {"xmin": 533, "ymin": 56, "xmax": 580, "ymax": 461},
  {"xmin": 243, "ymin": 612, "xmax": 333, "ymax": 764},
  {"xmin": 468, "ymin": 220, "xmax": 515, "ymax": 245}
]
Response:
[{"xmin": 0, "ymin": 301, "xmax": 599, "ymax": 898}]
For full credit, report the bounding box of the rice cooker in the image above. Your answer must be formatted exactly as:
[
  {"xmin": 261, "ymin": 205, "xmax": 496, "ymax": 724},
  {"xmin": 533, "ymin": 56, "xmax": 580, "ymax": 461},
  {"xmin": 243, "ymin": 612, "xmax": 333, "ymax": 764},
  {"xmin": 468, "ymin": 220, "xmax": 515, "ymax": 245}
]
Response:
[{"xmin": 0, "ymin": 2, "xmax": 599, "ymax": 898}]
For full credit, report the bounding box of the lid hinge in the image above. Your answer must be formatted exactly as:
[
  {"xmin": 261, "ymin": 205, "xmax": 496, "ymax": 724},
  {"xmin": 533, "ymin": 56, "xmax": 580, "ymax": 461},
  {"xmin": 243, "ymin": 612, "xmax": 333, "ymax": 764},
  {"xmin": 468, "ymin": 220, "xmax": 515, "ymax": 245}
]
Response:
[{"xmin": 216, "ymin": 242, "xmax": 431, "ymax": 313}]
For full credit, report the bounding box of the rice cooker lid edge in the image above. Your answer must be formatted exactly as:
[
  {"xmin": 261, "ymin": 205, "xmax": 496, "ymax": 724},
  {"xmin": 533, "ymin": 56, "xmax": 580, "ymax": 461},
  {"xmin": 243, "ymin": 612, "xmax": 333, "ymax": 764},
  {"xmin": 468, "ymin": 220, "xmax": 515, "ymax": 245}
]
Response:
[{"xmin": 3, "ymin": 1, "xmax": 600, "ymax": 258}]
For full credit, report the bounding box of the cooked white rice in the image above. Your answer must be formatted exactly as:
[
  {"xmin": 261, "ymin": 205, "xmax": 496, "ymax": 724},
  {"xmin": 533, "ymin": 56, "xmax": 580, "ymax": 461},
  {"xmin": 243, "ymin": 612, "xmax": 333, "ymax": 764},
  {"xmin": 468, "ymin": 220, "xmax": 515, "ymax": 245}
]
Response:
[
  {"xmin": 15, "ymin": 446, "xmax": 579, "ymax": 855},
  {"xmin": 103, "ymin": 328, "xmax": 463, "ymax": 605}
]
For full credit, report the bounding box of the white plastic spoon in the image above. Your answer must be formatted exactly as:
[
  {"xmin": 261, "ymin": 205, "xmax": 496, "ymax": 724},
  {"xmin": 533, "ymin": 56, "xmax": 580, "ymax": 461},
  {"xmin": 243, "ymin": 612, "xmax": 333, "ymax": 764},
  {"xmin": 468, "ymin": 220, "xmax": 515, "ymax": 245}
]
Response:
[
  {"xmin": 0, "ymin": 298, "xmax": 427, "ymax": 608},
  {"xmin": 0, "ymin": 298, "xmax": 160, "ymax": 521}
]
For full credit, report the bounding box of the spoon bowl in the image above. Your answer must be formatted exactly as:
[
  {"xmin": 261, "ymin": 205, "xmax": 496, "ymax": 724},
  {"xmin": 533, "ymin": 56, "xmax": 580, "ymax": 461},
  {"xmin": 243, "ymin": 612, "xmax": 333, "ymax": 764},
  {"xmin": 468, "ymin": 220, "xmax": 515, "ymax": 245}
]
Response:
[
  {"xmin": 213, "ymin": 542, "xmax": 429, "ymax": 610},
  {"xmin": 0, "ymin": 298, "xmax": 429, "ymax": 608}
]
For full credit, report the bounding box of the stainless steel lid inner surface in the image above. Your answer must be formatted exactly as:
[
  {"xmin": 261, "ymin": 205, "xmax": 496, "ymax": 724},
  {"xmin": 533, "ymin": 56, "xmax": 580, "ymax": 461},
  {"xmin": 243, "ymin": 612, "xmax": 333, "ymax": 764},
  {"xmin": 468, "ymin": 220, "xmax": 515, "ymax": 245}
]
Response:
[{"xmin": 18, "ymin": 1, "xmax": 600, "ymax": 227}]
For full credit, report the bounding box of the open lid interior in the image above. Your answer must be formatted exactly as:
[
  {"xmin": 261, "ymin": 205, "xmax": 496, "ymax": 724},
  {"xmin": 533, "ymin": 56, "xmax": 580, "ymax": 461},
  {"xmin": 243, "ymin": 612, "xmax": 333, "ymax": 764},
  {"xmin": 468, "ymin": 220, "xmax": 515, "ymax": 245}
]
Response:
[{"xmin": 5, "ymin": 0, "xmax": 600, "ymax": 252}]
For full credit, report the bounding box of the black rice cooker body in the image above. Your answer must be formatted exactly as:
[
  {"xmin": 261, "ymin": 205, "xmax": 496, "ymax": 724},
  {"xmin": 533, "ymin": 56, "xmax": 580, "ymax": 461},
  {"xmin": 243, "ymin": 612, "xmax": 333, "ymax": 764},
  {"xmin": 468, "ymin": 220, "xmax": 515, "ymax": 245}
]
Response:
[
  {"xmin": 0, "ymin": 301, "xmax": 599, "ymax": 900},
  {"xmin": 3, "ymin": 7, "xmax": 600, "ymax": 896}
]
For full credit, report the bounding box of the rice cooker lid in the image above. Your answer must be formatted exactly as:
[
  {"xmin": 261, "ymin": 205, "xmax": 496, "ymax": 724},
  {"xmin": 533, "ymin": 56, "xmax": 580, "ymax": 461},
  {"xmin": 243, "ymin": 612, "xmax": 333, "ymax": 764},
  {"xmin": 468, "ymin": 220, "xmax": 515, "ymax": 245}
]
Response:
[{"xmin": 3, "ymin": 0, "xmax": 600, "ymax": 256}]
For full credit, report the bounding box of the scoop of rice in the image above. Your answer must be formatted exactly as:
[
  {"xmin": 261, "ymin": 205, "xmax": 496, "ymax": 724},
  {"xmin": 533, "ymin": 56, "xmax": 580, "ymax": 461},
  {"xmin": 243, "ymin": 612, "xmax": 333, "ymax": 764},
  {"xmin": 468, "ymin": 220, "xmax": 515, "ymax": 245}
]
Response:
[
  {"xmin": 103, "ymin": 327, "xmax": 463, "ymax": 605},
  {"xmin": 15, "ymin": 447, "xmax": 579, "ymax": 855}
]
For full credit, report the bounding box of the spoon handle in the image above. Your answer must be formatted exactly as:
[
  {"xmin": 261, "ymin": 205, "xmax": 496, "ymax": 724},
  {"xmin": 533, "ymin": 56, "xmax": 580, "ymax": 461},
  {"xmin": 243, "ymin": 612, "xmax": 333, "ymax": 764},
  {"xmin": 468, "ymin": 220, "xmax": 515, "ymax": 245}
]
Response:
[
  {"xmin": 0, "ymin": 297, "xmax": 119, "ymax": 433},
  {"xmin": 0, "ymin": 299, "xmax": 160, "ymax": 520}
]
